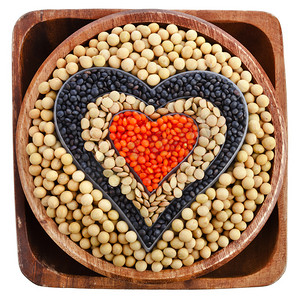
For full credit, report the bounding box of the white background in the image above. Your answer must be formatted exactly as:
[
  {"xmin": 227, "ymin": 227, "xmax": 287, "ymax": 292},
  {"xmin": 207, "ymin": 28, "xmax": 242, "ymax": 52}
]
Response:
[{"xmin": 2, "ymin": 0, "xmax": 297, "ymax": 298}]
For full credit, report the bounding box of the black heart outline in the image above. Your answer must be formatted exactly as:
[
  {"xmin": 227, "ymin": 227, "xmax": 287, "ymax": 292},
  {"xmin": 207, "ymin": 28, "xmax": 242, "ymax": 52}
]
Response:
[{"xmin": 54, "ymin": 67, "xmax": 248, "ymax": 252}]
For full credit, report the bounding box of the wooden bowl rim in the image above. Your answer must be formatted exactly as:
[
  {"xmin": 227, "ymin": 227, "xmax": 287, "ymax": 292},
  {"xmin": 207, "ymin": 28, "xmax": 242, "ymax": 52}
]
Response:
[{"xmin": 16, "ymin": 9, "xmax": 287, "ymax": 284}]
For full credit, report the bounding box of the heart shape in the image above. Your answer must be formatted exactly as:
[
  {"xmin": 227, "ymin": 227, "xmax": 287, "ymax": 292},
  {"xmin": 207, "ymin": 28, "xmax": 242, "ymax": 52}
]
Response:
[
  {"xmin": 86, "ymin": 96, "xmax": 226, "ymax": 225},
  {"xmin": 108, "ymin": 111, "xmax": 199, "ymax": 194},
  {"xmin": 54, "ymin": 67, "xmax": 248, "ymax": 251}
]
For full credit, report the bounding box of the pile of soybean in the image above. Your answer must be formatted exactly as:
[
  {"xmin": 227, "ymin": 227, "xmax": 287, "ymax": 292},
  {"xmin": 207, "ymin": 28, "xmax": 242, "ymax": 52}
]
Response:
[{"xmin": 27, "ymin": 22, "xmax": 275, "ymax": 272}]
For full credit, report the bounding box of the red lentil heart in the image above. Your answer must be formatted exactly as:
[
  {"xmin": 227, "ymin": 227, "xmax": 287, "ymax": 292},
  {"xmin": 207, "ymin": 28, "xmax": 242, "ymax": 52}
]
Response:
[{"xmin": 109, "ymin": 111, "xmax": 198, "ymax": 193}]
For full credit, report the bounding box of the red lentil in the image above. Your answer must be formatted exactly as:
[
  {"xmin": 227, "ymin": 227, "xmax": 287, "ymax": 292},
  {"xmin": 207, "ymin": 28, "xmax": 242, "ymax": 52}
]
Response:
[{"xmin": 109, "ymin": 111, "xmax": 198, "ymax": 192}]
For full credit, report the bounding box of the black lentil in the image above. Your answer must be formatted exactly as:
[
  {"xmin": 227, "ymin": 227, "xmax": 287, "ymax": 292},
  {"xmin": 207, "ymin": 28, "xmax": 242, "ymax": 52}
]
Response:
[{"xmin": 54, "ymin": 67, "xmax": 248, "ymax": 252}]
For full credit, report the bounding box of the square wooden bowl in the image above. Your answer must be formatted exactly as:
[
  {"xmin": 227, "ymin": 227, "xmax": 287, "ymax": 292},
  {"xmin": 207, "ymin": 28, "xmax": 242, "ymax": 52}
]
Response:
[{"xmin": 12, "ymin": 9, "xmax": 287, "ymax": 289}]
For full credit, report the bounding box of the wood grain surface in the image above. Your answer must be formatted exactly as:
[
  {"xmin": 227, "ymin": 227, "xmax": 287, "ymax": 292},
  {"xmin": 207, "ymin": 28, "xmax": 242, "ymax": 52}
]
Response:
[{"xmin": 12, "ymin": 9, "xmax": 287, "ymax": 288}]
